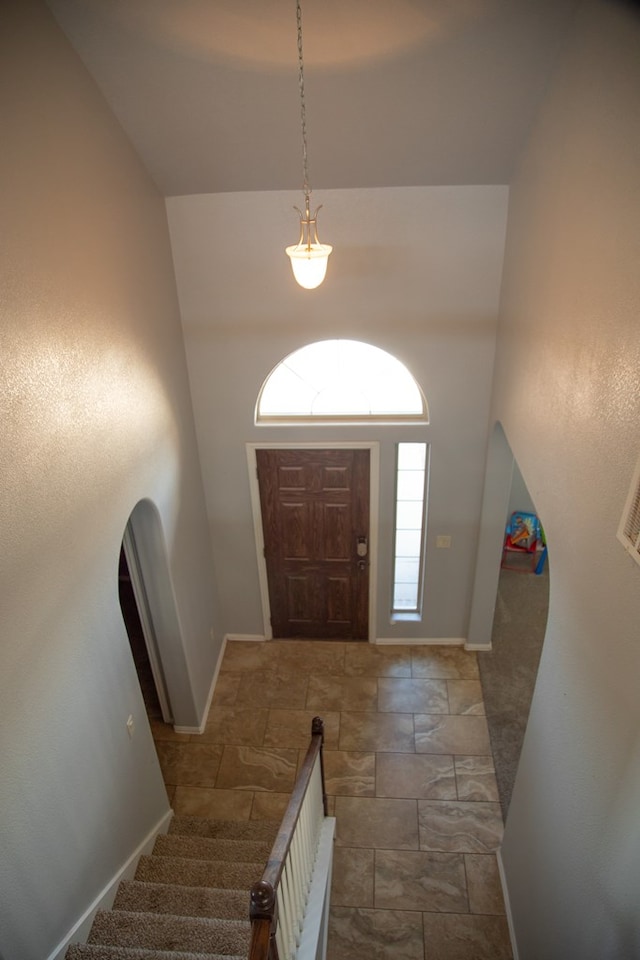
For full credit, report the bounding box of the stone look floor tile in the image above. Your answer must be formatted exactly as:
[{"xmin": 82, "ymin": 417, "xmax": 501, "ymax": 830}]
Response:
[
  {"xmin": 422, "ymin": 913, "xmax": 513, "ymax": 960},
  {"xmin": 200, "ymin": 706, "xmax": 269, "ymax": 745},
  {"xmin": 234, "ymin": 670, "xmax": 309, "ymax": 709},
  {"xmin": 215, "ymin": 745, "xmax": 298, "ymax": 792},
  {"xmin": 295, "ymin": 747, "xmax": 308, "ymax": 780},
  {"xmin": 377, "ymin": 677, "xmax": 449, "ymax": 714},
  {"xmin": 340, "ymin": 712, "xmax": 414, "ymax": 752},
  {"xmin": 376, "ymin": 753, "xmax": 456, "ymax": 800},
  {"xmin": 210, "ymin": 672, "xmax": 241, "ymax": 706},
  {"xmin": 446, "ymin": 680, "xmax": 485, "ymax": 715},
  {"xmin": 149, "ymin": 720, "xmax": 191, "ymax": 742},
  {"xmin": 415, "ymin": 715, "xmax": 491, "ymax": 755},
  {"xmin": 375, "ymin": 850, "xmax": 468, "ymax": 913},
  {"xmin": 220, "ymin": 641, "xmax": 273, "ymax": 673},
  {"xmin": 329, "ymin": 907, "xmax": 424, "ymax": 960},
  {"xmin": 411, "ymin": 647, "xmax": 480, "ymax": 680},
  {"xmin": 155, "ymin": 741, "xmax": 223, "ymax": 788},
  {"xmin": 343, "ymin": 644, "xmax": 413, "ymax": 678},
  {"xmin": 324, "ymin": 751, "xmax": 376, "ymax": 796},
  {"xmin": 418, "ymin": 800, "xmax": 504, "ymax": 853},
  {"xmin": 335, "ymin": 797, "xmax": 419, "ymax": 849},
  {"xmin": 306, "ymin": 675, "xmax": 378, "ymax": 712},
  {"xmin": 274, "ymin": 639, "xmax": 346, "ymax": 676},
  {"xmin": 263, "ymin": 709, "xmax": 340, "ymax": 750},
  {"xmin": 464, "ymin": 854, "xmax": 506, "ymax": 915},
  {"xmin": 454, "ymin": 756, "xmax": 499, "ymax": 802},
  {"xmin": 331, "ymin": 847, "xmax": 375, "ymax": 907},
  {"xmin": 151, "ymin": 637, "xmax": 511, "ymax": 960},
  {"xmin": 250, "ymin": 792, "xmax": 291, "ymax": 821},
  {"xmin": 172, "ymin": 786, "xmax": 253, "ymax": 820}
]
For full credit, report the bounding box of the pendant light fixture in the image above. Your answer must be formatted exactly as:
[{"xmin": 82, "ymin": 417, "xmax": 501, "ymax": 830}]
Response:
[{"xmin": 285, "ymin": 0, "xmax": 332, "ymax": 290}]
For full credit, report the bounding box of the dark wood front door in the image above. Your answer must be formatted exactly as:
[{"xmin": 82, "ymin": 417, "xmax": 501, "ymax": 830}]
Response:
[{"xmin": 257, "ymin": 448, "xmax": 370, "ymax": 640}]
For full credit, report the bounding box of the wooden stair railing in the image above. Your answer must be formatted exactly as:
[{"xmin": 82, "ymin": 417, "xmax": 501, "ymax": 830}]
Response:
[{"xmin": 249, "ymin": 717, "xmax": 329, "ymax": 960}]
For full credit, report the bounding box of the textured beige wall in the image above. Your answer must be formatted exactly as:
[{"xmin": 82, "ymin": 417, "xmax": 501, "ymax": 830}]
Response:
[
  {"xmin": 0, "ymin": 2, "xmax": 218, "ymax": 957},
  {"xmin": 492, "ymin": 2, "xmax": 640, "ymax": 957}
]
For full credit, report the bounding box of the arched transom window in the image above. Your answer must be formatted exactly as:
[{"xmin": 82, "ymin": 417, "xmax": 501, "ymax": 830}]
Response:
[{"xmin": 256, "ymin": 339, "xmax": 429, "ymax": 424}]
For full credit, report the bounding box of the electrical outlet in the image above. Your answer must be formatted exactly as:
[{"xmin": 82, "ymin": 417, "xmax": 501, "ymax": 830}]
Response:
[
  {"xmin": 126, "ymin": 714, "xmax": 135, "ymax": 738},
  {"xmin": 436, "ymin": 535, "xmax": 452, "ymax": 548}
]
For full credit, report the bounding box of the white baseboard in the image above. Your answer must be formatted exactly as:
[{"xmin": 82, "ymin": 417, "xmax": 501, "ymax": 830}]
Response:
[
  {"xmin": 174, "ymin": 634, "xmax": 269, "ymax": 735},
  {"xmin": 497, "ymin": 848, "xmax": 519, "ymax": 960},
  {"xmin": 465, "ymin": 643, "xmax": 492, "ymax": 651},
  {"xmin": 174, "ymin": 633, "xmax": 270, "ymax": 735},
  {"xmin": 225, "ymin": 633, "xmax": 267, "ymax": 642},
  {"xmin": 47, "ymin": 808, "xmax": 173, "ymax": 960},
  {"xmin": 375, "ymin": 636, "xmax": 467, "ymax": 646}
]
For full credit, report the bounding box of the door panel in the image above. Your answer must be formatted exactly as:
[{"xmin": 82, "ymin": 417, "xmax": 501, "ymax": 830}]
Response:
[
  {"xmin": 321, "ymin": 503, "xmax": 350, "ymax": 559},
  {"xmin": 257, "ymin": 448, "xmax": 370, "ymax": 640},
  {"xmin": 281, "ymin": 502, "xmax": 311, "ymax": 559}
]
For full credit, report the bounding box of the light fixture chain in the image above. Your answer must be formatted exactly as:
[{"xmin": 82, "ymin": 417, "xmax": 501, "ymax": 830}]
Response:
[
  {"xmin": 286, "ymin": 0, "xmax": 331, "ymax": 288},
  {"xmin": 296, "ymin": 0, "xmax": 310, "ymax": 196}
]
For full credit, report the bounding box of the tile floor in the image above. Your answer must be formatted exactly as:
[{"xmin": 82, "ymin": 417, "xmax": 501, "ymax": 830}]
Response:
[{"xmin": 151, "ymin": 639, "xmax": 513, "ymax": 960}]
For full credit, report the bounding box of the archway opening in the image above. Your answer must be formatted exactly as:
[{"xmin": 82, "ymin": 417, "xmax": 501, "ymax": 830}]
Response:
[
  {"xmin": 117, "ymin": 498, "xmax": 199, "ymax": 731},
  {"xmin": 119, "ymin": 523, "xmax": 170, "ymax": 723},
  {"xmin": 473, "ymin": 422, "xmax": 550, "ymax": 818}
]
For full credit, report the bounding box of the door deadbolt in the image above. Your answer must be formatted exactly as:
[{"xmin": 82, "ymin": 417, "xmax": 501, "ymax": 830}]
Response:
[{"xmin": 357, "ymin": 536, "xmax": 368, "ymax": 558}]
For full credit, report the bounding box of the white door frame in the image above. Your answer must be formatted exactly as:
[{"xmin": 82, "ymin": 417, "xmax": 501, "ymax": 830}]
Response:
[{"xmin": 246, "ymin": 441, "xmax": 380, "ymax": 643}]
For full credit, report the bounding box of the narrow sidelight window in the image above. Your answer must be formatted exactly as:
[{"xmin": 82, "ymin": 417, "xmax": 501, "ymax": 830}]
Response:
[{"xmin": 392, "ymin": 443, "xmax": 429, "ymax": 614}]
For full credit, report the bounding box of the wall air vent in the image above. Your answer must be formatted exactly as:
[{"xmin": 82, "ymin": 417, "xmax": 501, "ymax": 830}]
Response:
[{"xmin": 617, "ymin": 453, "xmax": 640, "ymax": 567}]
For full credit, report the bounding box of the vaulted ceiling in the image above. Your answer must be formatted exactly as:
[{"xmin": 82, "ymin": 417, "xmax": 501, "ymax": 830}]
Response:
[{"xmin": 46, "ymin": 0, "xmax": 579, "ymax": 197}]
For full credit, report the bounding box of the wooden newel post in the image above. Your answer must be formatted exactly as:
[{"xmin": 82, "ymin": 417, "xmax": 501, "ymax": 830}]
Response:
[
  {"xmin": 249, "ymin": 880, "xmax": 279, "ymax": 960},
  {"xmin": 312, "ymin": 716, "xmax": 328, "ymax": 816}
]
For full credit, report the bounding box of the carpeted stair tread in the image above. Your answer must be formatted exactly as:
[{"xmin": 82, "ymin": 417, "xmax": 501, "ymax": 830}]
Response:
[
  {"xmin": 65, "ymin": 815, "xmax": 277, "ymax": 960},
  {"xmin": 169, "ymin": 817, "xmax": 279, "ymax": 844},
  {"xmin": 113, "ymin": 881, "xmax": 249, "ymax": 921},
  {"xmin": 66, "ymin": 945, "xmax": 243, "ymax": 960},
  {"xmin": 88, "ymin": 910, "xmax": 250, "ymax": 955},
  {"xmin": 154, "ymin": 833, "xmax": 271, "ymax": 864},
  {"xmin": 136, "ymin": 854, "xmax": 262, "ymax": 890}
]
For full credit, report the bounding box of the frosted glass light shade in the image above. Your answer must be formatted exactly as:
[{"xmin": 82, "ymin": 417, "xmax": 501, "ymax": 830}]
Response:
[{"xmin": 286, "ymin": 243, "xmax": 333, "ymax": 289}]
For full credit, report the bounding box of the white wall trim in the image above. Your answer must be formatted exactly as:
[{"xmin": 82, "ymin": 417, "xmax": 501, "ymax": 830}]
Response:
[
  {"xmin": 174, "ymin": 634, "xmax": 230, "ymax": 735},
  {"xmin": 246, "ymin": 441, "xmax": 380, "ymax": 643},
  {"xmin": 465, "ymin": 643, "xmax": 492, "ymax": 651},
  {"xmin": 225, "ymin": 633, "xmax": 267, "ymax": 642},
  {"xmin": 376, "ymin": 636, "xmax": 467, "ymax": 646},
  {"xmin": 173, "ymin": 634, "xmax": 269, "ymax": 735},
  {"xmin": 173, "ymin": 724, "xmax": 208, "ymax": 734},
  {"xmin": 497, "ymin": 848, "xmax": 519, "ymax": 960},
  {"xmin": 47, "ymin": 808, "xmax": 173, "ymax": 960}
]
